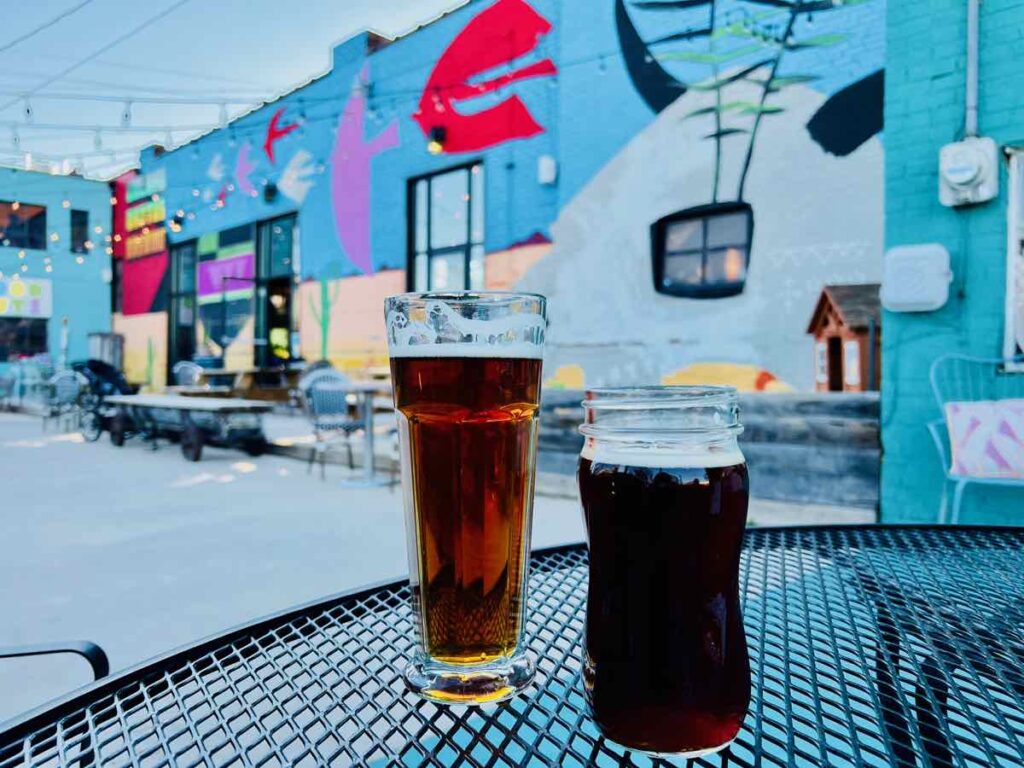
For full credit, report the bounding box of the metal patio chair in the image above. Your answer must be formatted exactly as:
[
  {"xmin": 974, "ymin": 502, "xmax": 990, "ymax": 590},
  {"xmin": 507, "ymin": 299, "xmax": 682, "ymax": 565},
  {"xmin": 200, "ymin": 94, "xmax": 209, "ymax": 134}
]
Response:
[
  {"xmin": 302, "ymin": 371, "xmax": 364, "ymax": 479},
  {"xmin": 0, "ymin": 375, "xmax": 13, "ymax": 411},
  {"xmin": 171, "ymin": 360, "xmax": 204, "ymax": 387},
  {"xmin": 42, "ymin": 370, "xmax": 90, "ymax": 433},
  {"xmin": 928, "ymin": 353, "xmax": 1024, "ymax": 523}
]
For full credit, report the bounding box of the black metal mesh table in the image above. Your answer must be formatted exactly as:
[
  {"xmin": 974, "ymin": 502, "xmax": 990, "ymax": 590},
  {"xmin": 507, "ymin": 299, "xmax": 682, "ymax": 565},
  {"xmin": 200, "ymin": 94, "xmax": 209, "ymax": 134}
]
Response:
[{"xmin": 2, "ymin": 526, "xmax": 1023, "ymax": 767}]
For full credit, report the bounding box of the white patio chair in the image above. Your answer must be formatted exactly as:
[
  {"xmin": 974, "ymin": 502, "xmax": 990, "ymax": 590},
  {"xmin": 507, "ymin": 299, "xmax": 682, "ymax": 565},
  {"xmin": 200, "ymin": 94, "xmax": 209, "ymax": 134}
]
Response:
[{"xmin": 927, "ymin": 353, "xmax": 1024, "ymax": 523}]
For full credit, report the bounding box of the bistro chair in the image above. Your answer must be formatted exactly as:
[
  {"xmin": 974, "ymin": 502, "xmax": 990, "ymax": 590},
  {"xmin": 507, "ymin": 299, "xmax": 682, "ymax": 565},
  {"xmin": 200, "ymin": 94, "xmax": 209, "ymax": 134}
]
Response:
[
  {"xmin": 42, "ymin": 370, "xmax": 90, "ymax": 433},
  {"xmin": 928, "ymin": 353, "xmax": 1024, "ymax": 523},
  {"xmin": 302, "ymin": 371, "xmax": 364, "ymax": 480},
  {"xmin": 171, "ymin": 360, "xmax": 204, "ymax": 387},
  {"xmin": 0, "ymin": 374, "xmax": 13, "ymax": 411}
]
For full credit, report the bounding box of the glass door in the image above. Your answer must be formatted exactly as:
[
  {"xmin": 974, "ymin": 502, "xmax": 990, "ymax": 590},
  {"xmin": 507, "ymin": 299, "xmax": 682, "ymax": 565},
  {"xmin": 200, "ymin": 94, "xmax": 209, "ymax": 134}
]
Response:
[{"xmin": 255, "ymin": 214, "xmax": 298, "ymax": 367}]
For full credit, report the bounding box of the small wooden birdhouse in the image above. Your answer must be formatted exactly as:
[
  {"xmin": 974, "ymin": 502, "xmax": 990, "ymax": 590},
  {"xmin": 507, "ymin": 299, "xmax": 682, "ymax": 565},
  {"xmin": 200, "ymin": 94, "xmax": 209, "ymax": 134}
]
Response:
[{"xmin": 806, "ymin": 284, "xmax": 881, "ymax": 393}]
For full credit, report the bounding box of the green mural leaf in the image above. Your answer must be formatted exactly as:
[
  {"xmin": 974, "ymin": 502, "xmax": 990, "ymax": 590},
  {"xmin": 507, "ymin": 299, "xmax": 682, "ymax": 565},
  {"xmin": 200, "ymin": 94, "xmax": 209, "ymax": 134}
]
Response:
[
  {"xmin": 767, "ymin": 74, "xmax": 820, "ymax": 89},
  {"xmin": 659, "ymin": 42, "xmax": 765, "ymax": 65},
  {"xmin": 786, "ymin": 33, "xmax": 848, "ymax": 49}
]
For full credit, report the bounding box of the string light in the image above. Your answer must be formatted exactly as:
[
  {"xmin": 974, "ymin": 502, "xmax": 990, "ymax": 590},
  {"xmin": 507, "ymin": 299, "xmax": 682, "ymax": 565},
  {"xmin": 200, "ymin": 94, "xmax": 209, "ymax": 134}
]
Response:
[
  {"xmin": 62, "ymin": 198, "xmax": 70, "ymax": 208},
  {"xmin": 11, "ymin": 201, "xmax": 20, "ymax": 211},
  {"xmin": 49, "ymin": 232, "xmax": 59, "ymax": 242},
  {"xmin": 75, "ymin": 256, "xmax": 84, "ymax": 264},
  {"xmin": 17, "ymin": 250, "xmax": 24, "ymax": 259},
  {"xmin": 45, "ymin": 265, "xmax": 53, "ymax": 272},
  {"xmin": 109, "ymin": 195, "xmax": 117, "ymax": 205}
]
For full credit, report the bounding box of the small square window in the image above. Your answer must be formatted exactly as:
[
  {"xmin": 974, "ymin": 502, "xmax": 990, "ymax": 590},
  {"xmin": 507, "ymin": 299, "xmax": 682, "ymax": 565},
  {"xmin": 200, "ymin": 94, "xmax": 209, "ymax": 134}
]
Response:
[{"xmin": 652, "ymin": 202, "xmax": 753, "ymax": 299}]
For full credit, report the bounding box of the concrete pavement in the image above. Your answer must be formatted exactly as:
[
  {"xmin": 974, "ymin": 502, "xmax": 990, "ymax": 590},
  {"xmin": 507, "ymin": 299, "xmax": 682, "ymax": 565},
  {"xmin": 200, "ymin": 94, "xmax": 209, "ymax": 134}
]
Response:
[{"xmin": 0, "ymin": 412, "xmax": 585, "ymax": 723}]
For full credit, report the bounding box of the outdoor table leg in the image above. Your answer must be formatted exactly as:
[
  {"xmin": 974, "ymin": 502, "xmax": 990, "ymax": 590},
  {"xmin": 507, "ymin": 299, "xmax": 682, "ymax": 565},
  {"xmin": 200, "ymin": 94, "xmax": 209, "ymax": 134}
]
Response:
[{"xmin": 340, "ymin": 391, "xmax": 389, "ymax": 488}]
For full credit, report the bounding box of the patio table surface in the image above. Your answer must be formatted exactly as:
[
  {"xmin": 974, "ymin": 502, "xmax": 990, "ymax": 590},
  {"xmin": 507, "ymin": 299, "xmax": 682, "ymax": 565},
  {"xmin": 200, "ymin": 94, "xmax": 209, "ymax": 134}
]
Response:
[{"xmin": 1, "ymin": 525, "xmax": 1022, "ymax": 767}]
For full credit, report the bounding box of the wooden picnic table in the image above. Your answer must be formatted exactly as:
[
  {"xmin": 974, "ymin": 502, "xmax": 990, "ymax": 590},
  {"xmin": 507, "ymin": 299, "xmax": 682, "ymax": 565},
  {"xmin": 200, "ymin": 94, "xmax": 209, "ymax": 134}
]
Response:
[{"xmin": 103, "ymin": 394, "xmax": 273, "ymax": 461}]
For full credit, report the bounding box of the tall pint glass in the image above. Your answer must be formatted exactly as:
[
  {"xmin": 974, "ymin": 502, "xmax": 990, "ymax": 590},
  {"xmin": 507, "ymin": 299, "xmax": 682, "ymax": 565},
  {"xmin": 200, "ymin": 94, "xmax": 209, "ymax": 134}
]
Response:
[
  {"xmin": 385, "ymin": 292, "xmax": 546, "ymax": 704},
  {"xmin": 578, "ymin": 387, "xmax": 751, "ymax": 757}
]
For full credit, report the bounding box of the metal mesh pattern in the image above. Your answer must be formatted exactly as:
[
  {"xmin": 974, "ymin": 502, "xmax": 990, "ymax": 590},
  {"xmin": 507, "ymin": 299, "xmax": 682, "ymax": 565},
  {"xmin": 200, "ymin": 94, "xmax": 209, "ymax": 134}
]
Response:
[{"xmin": 2, "ymin": 527, "xmax": 1023, "ymax": 767}]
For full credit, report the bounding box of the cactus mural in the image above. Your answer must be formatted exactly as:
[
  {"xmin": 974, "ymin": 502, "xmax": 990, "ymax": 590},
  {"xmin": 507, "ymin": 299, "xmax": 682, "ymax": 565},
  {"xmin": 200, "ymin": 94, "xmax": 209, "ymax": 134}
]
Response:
[{"xmin": 308, "ymin": 277, "xmax": 342, "ymax": 361}]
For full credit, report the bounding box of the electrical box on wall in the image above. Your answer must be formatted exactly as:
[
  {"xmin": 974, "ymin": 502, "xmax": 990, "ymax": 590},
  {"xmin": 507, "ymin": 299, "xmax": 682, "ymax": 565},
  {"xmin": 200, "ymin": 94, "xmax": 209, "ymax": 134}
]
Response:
[
  {"xmin": 939, "ymin": 136, "xmax": 999, "ymax": 207},
  {"xmin": 881, "ymin": 244, "xmax": 953, "ymax": 312}
]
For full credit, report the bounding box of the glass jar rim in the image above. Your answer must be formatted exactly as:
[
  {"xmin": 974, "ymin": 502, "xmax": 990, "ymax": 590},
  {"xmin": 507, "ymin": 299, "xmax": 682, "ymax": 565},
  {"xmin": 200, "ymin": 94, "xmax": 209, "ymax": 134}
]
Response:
[
  {"xmin": 583, "ymin": 385, "xmax": 737, "ymax": 409},
  {"xmin": 580, "ymin": 385, "xmax": 742, "ymax": 440}
]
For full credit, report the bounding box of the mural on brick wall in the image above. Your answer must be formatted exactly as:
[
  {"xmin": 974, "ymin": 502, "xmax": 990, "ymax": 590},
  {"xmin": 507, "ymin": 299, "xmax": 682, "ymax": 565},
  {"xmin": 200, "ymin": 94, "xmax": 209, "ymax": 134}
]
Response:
[
  {"xmin": 413, "ymin": 0, "xmax": 556, "ymax": 153},
  {"xmin": 117, "ymin": 0, "xmax": 885, "ymax": 389},
  {"xmin": 331, "ymin": 64, "xmax": 400, "ymax": 275},
  {"xmin": 520, "ymin": 0, "xmax": 885, "ymax": 391}
]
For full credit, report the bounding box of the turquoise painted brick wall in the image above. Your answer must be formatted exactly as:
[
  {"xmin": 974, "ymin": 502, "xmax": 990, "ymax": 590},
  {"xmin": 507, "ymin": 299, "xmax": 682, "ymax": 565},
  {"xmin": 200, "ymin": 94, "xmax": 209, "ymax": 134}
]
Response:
[
  {"xmin": 0, "ymin": 168, "xmax": 112, "ymax": 365},
  {"xmin": 883, "ymin": 0, "xmax": 1024, "ymax": 523}
]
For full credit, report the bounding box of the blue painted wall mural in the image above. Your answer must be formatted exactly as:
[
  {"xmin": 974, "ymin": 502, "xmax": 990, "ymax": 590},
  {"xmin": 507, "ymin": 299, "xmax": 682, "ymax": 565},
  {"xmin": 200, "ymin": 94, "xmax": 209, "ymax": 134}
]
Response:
[{"xmin": 121, "ymin": 0, "xmax": 884, "ymax": 389}]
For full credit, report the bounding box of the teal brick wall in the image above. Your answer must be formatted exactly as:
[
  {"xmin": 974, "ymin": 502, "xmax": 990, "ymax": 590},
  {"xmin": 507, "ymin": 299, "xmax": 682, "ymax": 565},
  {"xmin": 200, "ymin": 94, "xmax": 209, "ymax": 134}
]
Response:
[{"xmin": 883, "ymin": 0, "xmax": 1024, "ymax": 523}]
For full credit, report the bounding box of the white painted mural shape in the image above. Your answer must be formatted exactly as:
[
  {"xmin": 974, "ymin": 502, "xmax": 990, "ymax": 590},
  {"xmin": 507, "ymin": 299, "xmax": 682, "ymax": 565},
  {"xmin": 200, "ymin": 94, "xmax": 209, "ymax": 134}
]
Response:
[{"xmin": 519, "ymin": 78, "xmax": 883, "ymax": 391}]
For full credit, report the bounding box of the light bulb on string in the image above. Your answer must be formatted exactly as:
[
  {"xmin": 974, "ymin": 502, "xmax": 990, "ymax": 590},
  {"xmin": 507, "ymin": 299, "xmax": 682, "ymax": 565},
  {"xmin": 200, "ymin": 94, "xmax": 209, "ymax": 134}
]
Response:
[
  {"xmin": 122, "ymin": 101, "xmax": 132, "ymax": 127},
  {"xmin": 17, "ymin": 250, "xmax": 25, "ymax": 259},
  {"xmin": 23, "ymin": 99, "xmax": 32, "ymax": 124},
  {"xmin": 11, "ymin": 202, "xmax": 20, "ymax": 212},
  {"xmin": 45, "ymin": 265, "xmax": 52, "ymax": 273},
  {"xmin": 75, "ymin": 256, "xmax": 84, "ymax": 265},
  {"xmin": 62, "ymin": 198, "xmax": 70, "ymax": 209},
  {"xmin": 109, "ymin": 195, "xmax": 117, "ymax": 206}
]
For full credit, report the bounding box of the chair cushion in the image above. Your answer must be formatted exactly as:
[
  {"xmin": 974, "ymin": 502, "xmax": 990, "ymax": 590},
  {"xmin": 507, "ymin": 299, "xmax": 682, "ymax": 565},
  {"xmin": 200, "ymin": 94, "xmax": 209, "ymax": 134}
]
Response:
[{"xmin": 945, "ymin": 399, "xmax": 1024, "ymax": 478}]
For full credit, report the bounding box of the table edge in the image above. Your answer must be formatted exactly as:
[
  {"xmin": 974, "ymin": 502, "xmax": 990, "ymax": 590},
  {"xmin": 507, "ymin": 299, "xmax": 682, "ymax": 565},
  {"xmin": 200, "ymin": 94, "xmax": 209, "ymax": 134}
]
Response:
[{"xmin": 2, "ymin": 524, "xmax": 1021, "ymax": 744}]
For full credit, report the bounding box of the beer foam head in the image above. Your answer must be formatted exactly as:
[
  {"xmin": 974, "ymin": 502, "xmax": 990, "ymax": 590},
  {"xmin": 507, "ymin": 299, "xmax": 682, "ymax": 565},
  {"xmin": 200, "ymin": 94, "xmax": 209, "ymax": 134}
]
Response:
[
  {"xmin": 581, "ymin": 439, "xmax": 745, "ymax": 469},
  {"xmin": 386, "ymin": 293, "xmax": 546, "ymax": 360}
]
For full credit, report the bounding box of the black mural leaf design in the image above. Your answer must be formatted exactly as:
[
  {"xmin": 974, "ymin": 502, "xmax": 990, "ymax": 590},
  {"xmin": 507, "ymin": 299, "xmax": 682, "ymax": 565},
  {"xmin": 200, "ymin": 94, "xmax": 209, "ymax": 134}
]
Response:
[{"xmin": 806, "ymin": 69, "xmax": 883, "ymax": 156}]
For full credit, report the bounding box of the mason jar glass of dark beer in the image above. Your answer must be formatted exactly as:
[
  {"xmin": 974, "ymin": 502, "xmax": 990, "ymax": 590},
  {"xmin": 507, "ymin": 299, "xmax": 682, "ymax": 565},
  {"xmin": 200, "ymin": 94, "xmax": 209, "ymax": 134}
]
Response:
[
  {"xmin": 578, "ymin": 386, "xmax": 750, "ymax": 757},
  {"xmin": 385, "ymin": 292, "xmax": 546, "ymax": 705}
]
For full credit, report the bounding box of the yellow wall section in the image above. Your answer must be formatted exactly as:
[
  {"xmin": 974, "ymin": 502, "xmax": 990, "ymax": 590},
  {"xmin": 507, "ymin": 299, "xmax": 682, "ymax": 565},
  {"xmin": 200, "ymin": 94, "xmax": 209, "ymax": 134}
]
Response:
[
  {"xmin": 484, "ymin": 244, "xmax": 551, "ymax": 290},
  {"xmin": 661, "ymin": 362, "xmax": 793, "ymax": 392},
  {"xmin": 297, "ymin": 269, "xmax": 405, "ymax": 370},
  {"xmin": 113, "ymin": 311, "xmax": 167, "ymax": 391}
]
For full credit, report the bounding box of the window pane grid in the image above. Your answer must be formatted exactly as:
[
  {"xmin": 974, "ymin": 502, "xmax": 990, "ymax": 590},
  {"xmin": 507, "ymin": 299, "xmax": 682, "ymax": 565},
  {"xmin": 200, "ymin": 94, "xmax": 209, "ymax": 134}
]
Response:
[
  {"xmin": 654, "ymin": 204, "xmax": 752, "ymax": 298},
  {"xmin": 410, "ymin": 163, "xmax": 483, "ymax": 292}
]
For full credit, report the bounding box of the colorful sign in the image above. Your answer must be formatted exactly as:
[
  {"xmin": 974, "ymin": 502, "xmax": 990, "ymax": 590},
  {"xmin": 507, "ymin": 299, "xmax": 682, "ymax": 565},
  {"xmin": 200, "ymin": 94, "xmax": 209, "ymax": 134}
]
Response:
[
  {"xmin": 0, "ymin": 278, "xmax": 52, "ymax": 318},
  {"xmin": 125, "ymin": 199, "xmax": 166, "ymax": 232},
  {"xmin": 126, "ymin": 168, "xmax": 167, "ymax": 204},
  {"xmin": 197, "ymin": 252, "xmax": 255, "ymax": 303},
  {"xmin": 125, "ymin": 229, "xmax": 167, "ymax": 260}
]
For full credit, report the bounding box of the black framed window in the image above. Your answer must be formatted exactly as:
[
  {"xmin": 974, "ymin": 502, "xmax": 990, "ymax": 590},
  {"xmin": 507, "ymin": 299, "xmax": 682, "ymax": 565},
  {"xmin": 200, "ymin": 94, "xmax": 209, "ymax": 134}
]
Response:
[
  {"xmin": 255, "ymin": 213, "xmax": 298, "ymax": 366},
  {"xmin": 0, "ymin": 317, "xmax": 48, "ymax": 360},
  {"xmin": 652, "ymin": 202, "xmax": 753, "ymax": 299},
  {"xmin": 0, "ymin": 201, "xmax": 46, "ymax": 250},
  {"xmin": 168, "ymin": 240, "xmax": 197, "ymax": 368},
  {"xmin": 70, "ymin": 210, "xmax": 89, "ymax": 254},
  {"xmin": 408, "ymin": 162, "xmax": 484, "ymax": 291}
]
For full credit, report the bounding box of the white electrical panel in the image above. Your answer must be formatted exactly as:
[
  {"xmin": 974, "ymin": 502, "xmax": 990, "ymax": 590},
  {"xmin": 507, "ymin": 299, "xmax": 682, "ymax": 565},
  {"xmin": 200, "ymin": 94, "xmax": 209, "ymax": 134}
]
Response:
[
  {"xmin": 537, "ymin": 155, "xmax": 558, "ymax": 186},
  {"xmin": 939, "ymin": 136, "xmax": 999, "ymax": 207},
  {"xmin": 881, "ymin": 244, "xmax": 953, "ymax": 312}
]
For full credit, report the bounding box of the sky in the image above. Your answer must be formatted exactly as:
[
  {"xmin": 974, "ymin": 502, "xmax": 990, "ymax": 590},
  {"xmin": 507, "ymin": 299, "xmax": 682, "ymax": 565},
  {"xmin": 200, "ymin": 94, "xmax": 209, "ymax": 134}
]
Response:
[{"xmin": 0, "ymin": 0, "xmax": 462, "ymax": 180}]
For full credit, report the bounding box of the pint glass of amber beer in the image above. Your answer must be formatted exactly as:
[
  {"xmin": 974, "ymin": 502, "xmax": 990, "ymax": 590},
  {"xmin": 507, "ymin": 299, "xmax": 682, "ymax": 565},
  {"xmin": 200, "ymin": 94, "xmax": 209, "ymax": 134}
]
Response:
[
  {"xmin": 579, "ymin": 387, "xmax": 750, "ymax": 757},
  {"xmin": 385, "ymin": 292, "xmax": 546, "ymax": 704}
]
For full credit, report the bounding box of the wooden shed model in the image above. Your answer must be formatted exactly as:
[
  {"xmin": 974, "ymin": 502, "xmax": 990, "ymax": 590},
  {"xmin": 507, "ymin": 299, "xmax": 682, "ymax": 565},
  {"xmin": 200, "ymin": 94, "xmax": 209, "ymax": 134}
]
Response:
[{"xmin": 806, "ymin": 284, "xmax": 881, "ymax": 393}]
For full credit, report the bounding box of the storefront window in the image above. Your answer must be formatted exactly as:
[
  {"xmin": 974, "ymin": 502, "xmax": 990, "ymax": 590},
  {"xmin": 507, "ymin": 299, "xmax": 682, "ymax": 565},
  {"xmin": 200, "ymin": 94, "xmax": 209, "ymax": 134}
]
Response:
[
  {"xmin": 169, "ymin": 240, "xmax": 197, "ymax": 368},
  {"xmin": 71, "ymin": 210, "xmax": 89, "ymax": 254},
  {"xmin": 652, "ymin": 202, "xmax": 753, "ymax": 299},
  {"xmin": 409, "ymin": 163, "xmax": 484, "ymax": 291},
  {"xmin": 0, "ymin": 201, "xmax": 47, "ymax": 251},
  {"xmin": 0, "ymin": 317, "xmax": 48, "ymax": 360}
]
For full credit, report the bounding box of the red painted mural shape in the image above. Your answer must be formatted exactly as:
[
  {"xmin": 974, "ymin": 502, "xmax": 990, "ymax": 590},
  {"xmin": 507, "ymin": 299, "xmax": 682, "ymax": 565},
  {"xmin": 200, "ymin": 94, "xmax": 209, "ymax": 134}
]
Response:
[
  {"xmin": 414, "ymin": 0, "xmax": 557, "ymax": 153},
  {"xmin": 263, "ymin": 107, "xmax": 299, "ymax": 163},
  {"xmin": 121, "ymin": 251, "xmax": 168, "ymax": 316}
]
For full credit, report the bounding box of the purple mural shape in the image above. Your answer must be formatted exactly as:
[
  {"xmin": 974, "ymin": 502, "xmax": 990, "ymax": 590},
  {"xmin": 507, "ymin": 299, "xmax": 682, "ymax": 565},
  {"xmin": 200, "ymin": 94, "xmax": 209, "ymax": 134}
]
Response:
[
  {"xmin": 330, "ymin": 65, "xmax": 400, "ymax": 274},
  {"xmin": 235, "ymin": 143, "xmax": 256, "ymax": 197},
  {"xmin": 198, "ymin": 252, "xmax": 256, "ymax": 298}
]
